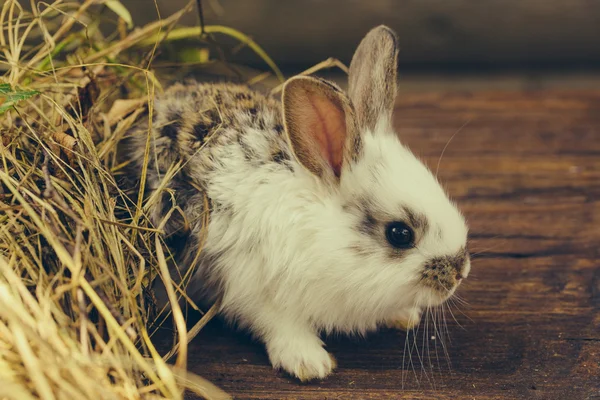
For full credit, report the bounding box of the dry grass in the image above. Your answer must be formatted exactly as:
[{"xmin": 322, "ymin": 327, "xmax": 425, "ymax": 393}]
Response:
[
  {"xmin": 0, "ymin": 1, "xmax": 242, "ymax": 398},
  {"xmin": 0, "ymin": 1, "xmax": 349, "ymax": 399}
]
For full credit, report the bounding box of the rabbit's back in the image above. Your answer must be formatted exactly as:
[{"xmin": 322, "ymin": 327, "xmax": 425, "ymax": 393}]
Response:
[{"xmin": 126, "ymin": 81, "xmax": 296, "ymax": 240}]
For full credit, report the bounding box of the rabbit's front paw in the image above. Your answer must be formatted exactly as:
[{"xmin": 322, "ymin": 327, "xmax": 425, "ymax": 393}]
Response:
[{"xmin": 267, "ymin": 334, "xmax": 336, "ymax": 381}]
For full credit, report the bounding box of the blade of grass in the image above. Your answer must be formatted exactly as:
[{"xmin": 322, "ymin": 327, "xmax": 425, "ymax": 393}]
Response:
[{"xmin": 138, "ymin": 25, "xmax": 285, "ymax": 83}]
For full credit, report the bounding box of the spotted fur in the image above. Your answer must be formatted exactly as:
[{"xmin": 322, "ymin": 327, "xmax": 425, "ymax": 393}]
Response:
[{"xmin": 122, "ymin": 25, "xmax": 471, "ymax": 383}]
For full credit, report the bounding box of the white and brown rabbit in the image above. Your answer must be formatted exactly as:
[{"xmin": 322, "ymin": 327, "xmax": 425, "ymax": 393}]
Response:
[{"xmin": 124, "ymin": 25, "xmax": 470, "ymax": 381}]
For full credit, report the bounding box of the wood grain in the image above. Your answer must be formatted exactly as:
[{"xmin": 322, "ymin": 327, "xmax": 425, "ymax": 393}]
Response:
[{"xmin": 154, "ymin": 90, "xmax": 600, "ymax": 400}]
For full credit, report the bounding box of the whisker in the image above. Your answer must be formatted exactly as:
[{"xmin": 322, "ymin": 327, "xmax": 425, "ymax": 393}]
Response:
[
  {"xmin": 408, "ymin": 323, "xmax": 420, "ymax": 387},
  {"xmin": 431, "ymin": 307, "xmax": 444, "ymax": 379},
  {"xmin": 435, "ymin": 118, "xmax": 472, "ymax": 177},
  {"xmin": 446, "ymin": 298, "xmax": 465, "ymax": 328},
  {"xmin": 402, "ymin": 323, "xmax": 409, "ymax": 389},
  {"xmin": 448, "ymin": 296, "xmax": 474, "ymax": 323},
  {"xmin": 441, "ymin": 306, "xmax": 454, "ymax": 376},
  {"xmin": 411, "ymin": 311, "xmax": 429, "ymax": 385},
  {"xmin": 430, "ymin": 306, "xmax": 442, "ymax": 384},
  {"xmin": 433, "ymin": 305, "xmax": 452, "ymax": 373},
  {"xmin": 440, "ymin": 303, "xmax": 451, "ymax": 344},
  {"xmin": 468, "ymin": 233, "xmax": 506, "ymax": 243},
  {"xmin": 422, "ymin": 306, "xmax": 428, "ymax": 382},
  {"xmin": 424, "ymin": 305, "xmax": 436, "ymax": 389},
  {"xmin": 402, "ymin": 301, "xmax": 420, "ymax": 389},
  {"xmin": 469, "ymin": 239, "xmax": 509, "ymax": 257},
  {"xmin": 450, "ymin": 292, "xmax": 470, "ymax": 308}
]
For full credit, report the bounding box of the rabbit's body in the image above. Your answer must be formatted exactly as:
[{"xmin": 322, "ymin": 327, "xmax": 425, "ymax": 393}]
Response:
[
  {"xmin": 124, "ymin": 26, "xmax": 471, "ymax": 381},
  {"xmin": 131, "ymin": 81, "xmax": 418, "ymax": 330},
  {"xmin": 128, "ymin": 82, "xmax": 293, "ymax": 244}
]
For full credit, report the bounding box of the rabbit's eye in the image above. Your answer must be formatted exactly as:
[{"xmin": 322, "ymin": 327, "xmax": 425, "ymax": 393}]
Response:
[{"xmin": 385, "ymin": 222, "xmax": 414, "ymax": 249}]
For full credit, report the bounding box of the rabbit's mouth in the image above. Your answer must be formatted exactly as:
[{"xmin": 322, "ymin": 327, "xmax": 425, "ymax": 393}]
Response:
[
  {"xmin": 414, "ymin": 279, "xmax": 462, "ymax": 308},
  {"xmin": 420, "ymin": 275, "xmax": 461, "ymax": 302}
]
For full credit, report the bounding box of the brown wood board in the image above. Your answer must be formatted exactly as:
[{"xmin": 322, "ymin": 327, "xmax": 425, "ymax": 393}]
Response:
[{"xmin": 154, "ymin": 89, "xmax": 600, "ymax": 400}]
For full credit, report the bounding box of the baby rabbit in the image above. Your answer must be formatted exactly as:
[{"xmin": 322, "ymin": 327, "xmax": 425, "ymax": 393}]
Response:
[{"xmin": 125, "ymin": 25, "xmax": 470, "ymax": 381}]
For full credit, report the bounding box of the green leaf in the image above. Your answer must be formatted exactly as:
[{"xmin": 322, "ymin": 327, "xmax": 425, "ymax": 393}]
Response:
[
  {"xmin": 177, "ymin": 47, "xmax": 211, "ymax": 63},
  {"xmin": 0, "ymin": 83, "xmax": 11, "ymax": 94},
  {"xmin": 0, "ymin": 84, "xmax": 40, "ymax": 114},
  {"xmin": 105, "ymin": 0, "xmax": 133, "ymax": 29}
]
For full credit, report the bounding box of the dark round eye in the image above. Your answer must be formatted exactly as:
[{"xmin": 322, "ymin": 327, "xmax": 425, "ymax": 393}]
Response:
[{"xmin": 385, "ymin": 222, "xmax": 414, "ymax": 249}]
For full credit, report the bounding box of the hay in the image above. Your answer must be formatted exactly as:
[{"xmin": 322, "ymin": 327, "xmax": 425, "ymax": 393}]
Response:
[
  {"xmin": 0, "ymin": 0, "xmax": 244, "ymax": 398},
  {"xmin": 0, "ymin": 1, "xmax": 350, "ymax": 398}
]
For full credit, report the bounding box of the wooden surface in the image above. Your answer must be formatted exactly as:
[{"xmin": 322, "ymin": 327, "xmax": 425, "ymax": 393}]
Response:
[{"xmin": 154, "ymin": 90, "xmax": 600, "ymax": 400}]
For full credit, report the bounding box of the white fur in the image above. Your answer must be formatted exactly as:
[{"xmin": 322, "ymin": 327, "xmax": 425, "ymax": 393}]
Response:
[
  {"xmin": 136, "ymin": 28, "xmax": 470, "ymax": 381},
  {"xmin": 187, "ymin": 113, "xmax": 469, "ymax": 380}
]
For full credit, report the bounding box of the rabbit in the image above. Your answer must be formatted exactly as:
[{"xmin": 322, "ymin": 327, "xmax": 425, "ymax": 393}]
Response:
[{"xmin": 122, "ymin": 25, "xmax": 470, "ymax": 382}]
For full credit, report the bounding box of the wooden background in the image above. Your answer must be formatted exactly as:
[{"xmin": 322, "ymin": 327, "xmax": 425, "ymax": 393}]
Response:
[{"xmin": 153, "ymin": 88, "xmax": 600, "ymax": 400}]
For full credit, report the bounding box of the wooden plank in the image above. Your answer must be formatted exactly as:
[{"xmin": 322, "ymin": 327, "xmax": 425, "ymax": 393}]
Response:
[{"xmin": 155, "ymin": 90, "xmax": 600, "ymax": 400}]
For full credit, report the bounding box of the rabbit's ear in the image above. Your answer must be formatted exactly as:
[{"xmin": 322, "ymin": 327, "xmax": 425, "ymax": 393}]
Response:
[
  {"xmin": 348, "ymin": 25, "xmax": 399, "ymax": 132},
  {"xmin": 282, "ymin": 76, "xmax": 359, "ymax": 184}
]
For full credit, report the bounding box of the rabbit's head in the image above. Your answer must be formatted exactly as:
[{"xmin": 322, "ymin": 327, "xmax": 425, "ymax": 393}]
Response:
[{"xmin": 281, "ymin": 26, "xmax": 469, "ymax": 312}]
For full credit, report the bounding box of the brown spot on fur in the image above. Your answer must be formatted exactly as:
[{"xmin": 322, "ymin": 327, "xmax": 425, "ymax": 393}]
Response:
[
  {"xmin": 161, "ymin": 112, "xmax": 182, "ymax": 140},
  {"xmin": 211, "ymin": 198, "xmax": 233, "ymax": 215},
  {"xmin": 235, "ymin": 92, "xmax": 251, "ymax": 101},
  {"xmin": 193, "ymin": 121, "xmax": 211, "ymax": 141},
  {"xmin": 205, "ymin": 109, "xmax": 221, "ymax": 124},
  {"xmin": 404, "ymin": 207, "xmax": 429, "ymax": 234},
  {"xmin": 350, "ymin": 134, "xmax": 362, "ymax": 162},
  {"xmin": 272, "ymin": 150, "xmax": 290, "ymax": 164},
  {"xmin": 257, "ymin": 117, "xmax": 267, "ymax": 130},
  {"xmin": 237, "ymin": 133, "xmax": 254, "ymax": 162},
  {"xmin": 359, "ymin": 211, "xmax": 378, "ymax": 236}
]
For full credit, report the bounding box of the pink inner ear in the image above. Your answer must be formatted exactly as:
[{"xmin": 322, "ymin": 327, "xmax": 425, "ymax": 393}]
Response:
[{"xmin": 308, "ymin": 95, "xmax": 347, "ymax": 177}]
